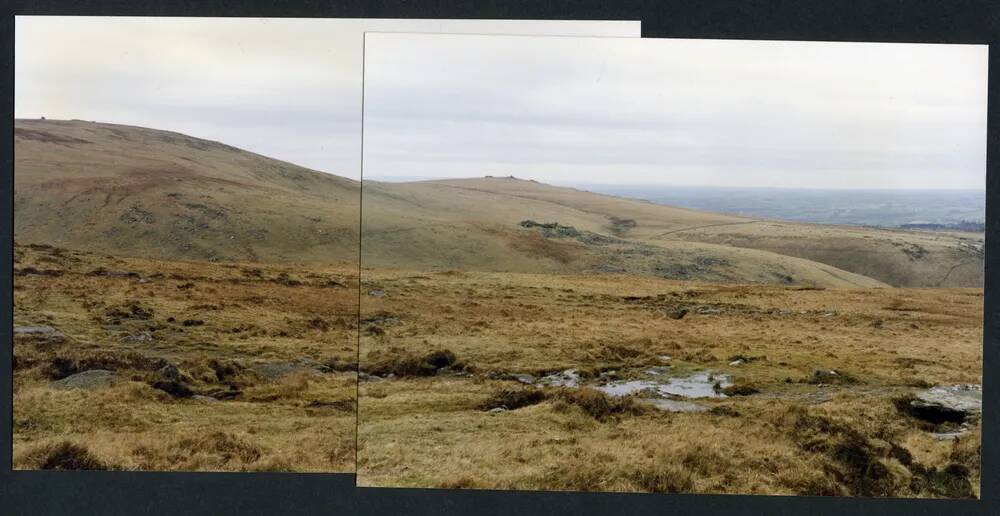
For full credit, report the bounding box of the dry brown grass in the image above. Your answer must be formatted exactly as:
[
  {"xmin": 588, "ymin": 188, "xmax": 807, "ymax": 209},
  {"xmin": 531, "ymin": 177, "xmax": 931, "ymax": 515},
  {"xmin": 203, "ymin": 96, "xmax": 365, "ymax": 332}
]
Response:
[
  {"xmin": 13, "ymin": 243, "xmax": 358, "ymax": 472},
  {"xmin": 357, "ymin": 266, "xmax": 983, "ymax": 496}
]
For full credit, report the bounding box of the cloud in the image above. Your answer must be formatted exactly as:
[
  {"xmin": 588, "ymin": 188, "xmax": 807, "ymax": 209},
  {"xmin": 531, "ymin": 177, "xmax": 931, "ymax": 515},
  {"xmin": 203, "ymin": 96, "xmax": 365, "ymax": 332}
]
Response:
[
  {"xmin": 363, "ymin": 34, "xmax": 988, "ymax": 189},
  {"xmin": 14, "ymin": 17, "xmax": 639, "ymax": 178}
]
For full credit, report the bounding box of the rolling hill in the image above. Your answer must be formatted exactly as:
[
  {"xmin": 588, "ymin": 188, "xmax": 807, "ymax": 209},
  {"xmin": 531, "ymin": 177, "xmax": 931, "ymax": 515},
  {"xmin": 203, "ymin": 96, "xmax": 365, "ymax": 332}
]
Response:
[
  {"xmin": 14, "ymin": 119, "xmax": 360, "ymax": 264},
  {"xmin": 14, "ymin": 119, "xmax": 984, "ymax": 288}
]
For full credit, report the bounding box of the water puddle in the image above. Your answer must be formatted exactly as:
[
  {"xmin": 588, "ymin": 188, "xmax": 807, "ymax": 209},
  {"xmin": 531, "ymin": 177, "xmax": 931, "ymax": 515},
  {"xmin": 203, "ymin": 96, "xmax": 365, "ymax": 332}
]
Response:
[
  {"xmin": 527, "ymin": 368, "xmax": 732, "ymax": 413},
  {"xmin": 596, "ymin": 371, "xmax": 732, "ymax": 399}
]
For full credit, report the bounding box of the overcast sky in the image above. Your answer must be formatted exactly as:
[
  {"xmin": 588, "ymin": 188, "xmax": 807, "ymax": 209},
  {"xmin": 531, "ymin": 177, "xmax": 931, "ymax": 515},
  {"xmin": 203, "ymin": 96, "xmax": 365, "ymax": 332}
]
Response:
[
  {"xmin": 15, "ymin": 17, "xmax": 639, "ymax": 178},
  {"xmin": 364, "ymin": 34, "xmax": 988, "ymax": 190}
]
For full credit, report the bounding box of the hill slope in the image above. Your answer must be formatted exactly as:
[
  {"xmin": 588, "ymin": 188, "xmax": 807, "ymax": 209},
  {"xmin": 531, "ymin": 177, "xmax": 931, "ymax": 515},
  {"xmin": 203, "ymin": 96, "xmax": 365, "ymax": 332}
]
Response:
[
  {"xmin": 15, "ymin": 120, "xmax": 982, "ymax": 288},
  {"xmin": 362, "ymin": 177, "xmax": 982, "ymax": 287},
  {"xmin": 15, "ymin": 119, "xmax": 360, "ymax": 264}
]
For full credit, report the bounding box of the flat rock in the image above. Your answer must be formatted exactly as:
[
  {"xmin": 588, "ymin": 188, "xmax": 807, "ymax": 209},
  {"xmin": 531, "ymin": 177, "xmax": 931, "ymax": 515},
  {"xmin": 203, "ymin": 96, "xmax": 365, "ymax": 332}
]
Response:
[
  {"xmin": 14, "ymin": 325, "xmax": 66, "ymax": 345},
  {"xmin": 908, "ymin": 385, "xmax": 982, "ymax": 424},
  {"xmin": 359, "ymin": 372, "xmax": 384, "ymax": 383},
  {"xmin": 51, "ymin": 370, "xmax": 117, "ymax": 390},
  {"xmin": 916, "ymin": 385, "xmax": 982, "ymax": 414},
  {"xmin": 121, "ymin": 331, "xmax": 154, "ymax": 344},
  {"xmin": 14, "ymin": 325, "xmax": 61, "ymax": 336},
  {"xmin": 537, "ymin": 369, "xmax": 579, "ymax": 387}
]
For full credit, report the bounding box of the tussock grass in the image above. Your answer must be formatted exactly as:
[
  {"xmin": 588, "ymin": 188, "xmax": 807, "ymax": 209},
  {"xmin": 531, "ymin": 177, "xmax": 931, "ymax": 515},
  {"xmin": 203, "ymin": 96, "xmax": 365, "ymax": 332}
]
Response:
[
  {"xmin": 363, "ymin": 348, "xmax": 460, "ymax": 377},
  {"xmin": 551, "ymin": 388, "xmax": 647, "ymax": 421},
  {"xmin": 478, "ymin": 388, "xmax": 546, "ymax": 411},
  {"xmin": 18, "ymin": 441, "xmax": 117, "ymax": 470},
  {"xmin": 13, "ymin": 243, "xmax": 358, "ymax": 472},
  {"xmin": 358, "ymin": 267, "xmax": 983, "ymax": 496}
]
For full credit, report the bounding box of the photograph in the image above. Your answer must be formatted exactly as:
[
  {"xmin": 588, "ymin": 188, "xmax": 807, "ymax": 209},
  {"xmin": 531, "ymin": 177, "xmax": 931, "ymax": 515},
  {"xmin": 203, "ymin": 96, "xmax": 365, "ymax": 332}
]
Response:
[
  {"xmin": 11, "ymin": 17, "xmax": 639, "ymax": 473},
  {"xmin": 357, "ymin": 33, "xmax": 987, "ymax": 497}
]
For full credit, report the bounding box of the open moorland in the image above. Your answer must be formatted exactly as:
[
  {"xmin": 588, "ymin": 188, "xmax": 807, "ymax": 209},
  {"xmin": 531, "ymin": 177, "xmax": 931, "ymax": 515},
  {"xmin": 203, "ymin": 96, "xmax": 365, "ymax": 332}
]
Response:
[
  {"xmin": 357, "ymin": 268, "xmax": 982, "ymax": 497},
  {"xmin": 14, "ymin": 119, "xmax": 984, "ymax": 486},
  {"xmin": 13, "ymin": 242, "xmax": 358, "ymax": 472},
  {"xmin": 17, "ymin": 119, "xmax": 982, "ymax": 288},
  {"xmin": 14, "ymin": 119, "xmax": 363, "ymax": 472}
]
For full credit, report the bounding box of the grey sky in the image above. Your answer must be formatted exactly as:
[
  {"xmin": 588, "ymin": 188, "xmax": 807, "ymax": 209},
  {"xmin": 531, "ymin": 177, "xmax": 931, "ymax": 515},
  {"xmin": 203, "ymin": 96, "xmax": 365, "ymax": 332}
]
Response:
[
  {"xmin": 14, "ymin": 17, "xmax": 639, "ymax": 178},
  {"xmin": 363, "ymin": 34, "xmax": 988, "ymax": 189}
]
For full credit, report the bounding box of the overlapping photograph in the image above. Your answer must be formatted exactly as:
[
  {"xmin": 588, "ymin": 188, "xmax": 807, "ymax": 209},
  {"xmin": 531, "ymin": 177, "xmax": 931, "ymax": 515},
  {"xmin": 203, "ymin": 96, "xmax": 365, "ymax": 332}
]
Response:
[
  {"xmin": 357, "ymin": 34, "xmax": 986, "ymax": 497},
  {"xmin": 11, "ymin": 17, "xmax": 639, "ymax": 472}
]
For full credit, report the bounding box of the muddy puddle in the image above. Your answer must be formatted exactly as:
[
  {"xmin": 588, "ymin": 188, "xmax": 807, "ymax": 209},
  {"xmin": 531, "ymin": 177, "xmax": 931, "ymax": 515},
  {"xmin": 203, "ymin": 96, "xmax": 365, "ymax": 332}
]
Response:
[
  {"xmin": 596, "ymin": 371, "xmax": 732, "ymax": 399},
  {"xmin": 531, "ymin": 368, "xmax": 733, "ymax": 412}
]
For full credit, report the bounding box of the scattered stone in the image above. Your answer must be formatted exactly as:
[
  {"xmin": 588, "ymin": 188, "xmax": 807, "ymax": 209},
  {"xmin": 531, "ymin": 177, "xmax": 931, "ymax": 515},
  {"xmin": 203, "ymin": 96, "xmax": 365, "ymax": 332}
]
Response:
[
  {"xmin": 105, "ymin": 303, "xmax": 153, "ymax": 321},
  {"xmin": 157, "ymin": 363, "xmax": 182, "ymax": 382},
  {"xmin": 904, "ymin": 385, "xmax": 982, "ymax": 425},
  {"xmin": 513, "ymin": 373, "xmax": 536, "ymax": 384},
  {"xmin": 519, "ymin": 220, "xmax": 581, "ymax": 238},
  {"xmin": 368, "ymin": 290, "xmax": 386, "ymax": 297},
  {"xmin": 14, "ymin": 325, "xmax": 66, "ymax": 345},
  {"xmin": 806, "ymin": 369, "xmax": 858, "ymax": 385},
  {"xmin": 537, "ymin": 369, "xmax": 580, "ymax": 387},
  {"xmin": 665, "ymin": 308, "xmax": 688, "ymax": 320},
  {"xmin": 50, "ymin": 370, "xmax": 117, "ymax": 390},
  {"xmin": 359, "ymin": 372, "xmax": 384, "ymax": 383},
  {"xmin": 15, "ymin": 267, "xmax": 64, "ymax": 277},
  {"xmin": 488, "ymin": 407, "xmax": 508, "ymax": 414},
  {"xmin": 646, "ymin": 366, "xmax": 671, "ymax": 375},
  {"xmin": 598, "ymin": 370, "xmax": 618, "ymax": 381},
  {"xmin": 151, "ymin": 380, "xmax": 194, "ymax": 398}
]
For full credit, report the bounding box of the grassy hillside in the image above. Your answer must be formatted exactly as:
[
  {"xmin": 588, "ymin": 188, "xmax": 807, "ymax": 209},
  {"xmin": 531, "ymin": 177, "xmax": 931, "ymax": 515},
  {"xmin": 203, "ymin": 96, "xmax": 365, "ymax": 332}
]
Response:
[
  {"xmin": 15, "ymin": 119, "xmax": 360, "ymax": 263},
  {"xmin": 16, "ymin": 119, "xmax": 983, "ymax": 288},
  {"xmin": 396, "ymin": 178, "xmax": 983, "ymax": 288}
]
